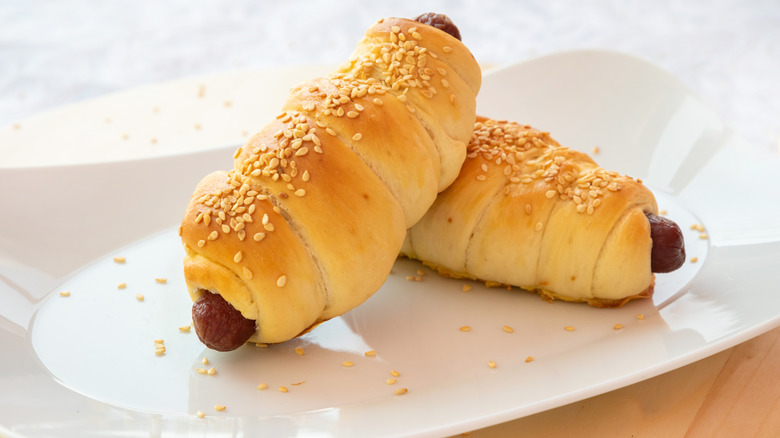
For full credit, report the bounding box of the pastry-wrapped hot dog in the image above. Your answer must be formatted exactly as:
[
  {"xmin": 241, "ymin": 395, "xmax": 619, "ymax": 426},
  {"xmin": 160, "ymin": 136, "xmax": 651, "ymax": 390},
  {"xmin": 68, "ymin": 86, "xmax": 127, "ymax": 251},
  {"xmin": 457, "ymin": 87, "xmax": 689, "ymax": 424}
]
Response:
[
  {"xmin": 180, "ymin": 14, "xmax": 481, "ymax": 350},
  {"xmin": 402, "ymin": 117, "xmax": 685, "ymax": 307}
]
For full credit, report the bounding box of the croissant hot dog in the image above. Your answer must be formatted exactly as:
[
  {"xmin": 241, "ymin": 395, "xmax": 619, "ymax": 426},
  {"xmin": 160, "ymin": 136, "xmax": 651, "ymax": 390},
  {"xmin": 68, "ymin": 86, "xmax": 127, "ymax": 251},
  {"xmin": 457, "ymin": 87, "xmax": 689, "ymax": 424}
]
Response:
[
  {"xmin": 401, "ymin": 117, "xmax": 685, "ymax": 307},
  {"xmin": 181, "ymin": 14, "xmax": 481, "ymax": 351}
]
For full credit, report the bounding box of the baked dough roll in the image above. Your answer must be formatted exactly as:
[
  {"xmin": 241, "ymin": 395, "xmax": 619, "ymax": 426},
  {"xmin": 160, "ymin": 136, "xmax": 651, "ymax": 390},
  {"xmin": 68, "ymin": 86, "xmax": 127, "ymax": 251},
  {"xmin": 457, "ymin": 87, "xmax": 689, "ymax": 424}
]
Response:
[
  {"xmin": 402, "ymin": 117, "xmax": 685, "ymax": 307},
  {"xmin": 180, "ymin": 14, "xmax": 481, "ymax": 350}
]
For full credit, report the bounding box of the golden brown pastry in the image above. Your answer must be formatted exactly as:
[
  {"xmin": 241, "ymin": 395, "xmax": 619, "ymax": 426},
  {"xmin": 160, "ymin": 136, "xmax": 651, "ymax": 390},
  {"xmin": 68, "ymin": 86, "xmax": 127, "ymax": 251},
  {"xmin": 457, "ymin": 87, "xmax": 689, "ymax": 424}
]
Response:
[
  {"xmin": 180, "ymin": 14, "xmax": 481, "ymax": 350},
  {"xmin": 401, "ymin": 117, "xmax": 685, "ymax": 307}
]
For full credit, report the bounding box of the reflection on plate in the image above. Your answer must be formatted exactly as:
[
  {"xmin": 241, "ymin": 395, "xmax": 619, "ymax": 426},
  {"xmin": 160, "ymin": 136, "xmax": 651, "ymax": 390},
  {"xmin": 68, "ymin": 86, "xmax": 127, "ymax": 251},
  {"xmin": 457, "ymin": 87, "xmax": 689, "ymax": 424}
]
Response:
[{"xmin": 2, "ymin": 50, "xmax": 780, "ymax": 437}]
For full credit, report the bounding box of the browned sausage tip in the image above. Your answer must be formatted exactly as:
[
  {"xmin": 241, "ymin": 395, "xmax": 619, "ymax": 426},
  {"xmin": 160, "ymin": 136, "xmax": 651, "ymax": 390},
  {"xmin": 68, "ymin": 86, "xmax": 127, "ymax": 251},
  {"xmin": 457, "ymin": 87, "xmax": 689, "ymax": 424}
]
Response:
[
  {"xmin": 192, "ymin": 291, "xmax": 256, "ymax": 351},
  {"xmin": 646, "ymin": 213, "xmax": 686, "ymax": 273},
  {"xmin": 413, "ymin": 13, "xmax": 462, "ymax": 40}
]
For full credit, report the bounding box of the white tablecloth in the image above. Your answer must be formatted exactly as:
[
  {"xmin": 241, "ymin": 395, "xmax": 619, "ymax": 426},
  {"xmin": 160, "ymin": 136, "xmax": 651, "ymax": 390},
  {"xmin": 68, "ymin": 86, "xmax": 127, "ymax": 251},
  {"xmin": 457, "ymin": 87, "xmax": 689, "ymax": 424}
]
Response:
[{"xmin": 2, "ymin": 0, "xmax": 779, "ymax": 155}]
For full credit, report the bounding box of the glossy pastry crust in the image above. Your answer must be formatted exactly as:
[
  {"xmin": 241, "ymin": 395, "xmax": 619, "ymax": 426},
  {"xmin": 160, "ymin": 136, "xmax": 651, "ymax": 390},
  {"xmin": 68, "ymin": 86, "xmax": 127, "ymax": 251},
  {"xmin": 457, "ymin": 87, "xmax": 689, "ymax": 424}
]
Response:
[
  {"xmin": 181, "ymin": 16, "xmax": 481, "ymax": 345},
  {"xmin": 402, "ymin": 117, "xmax": 658, "ymax": 306}
]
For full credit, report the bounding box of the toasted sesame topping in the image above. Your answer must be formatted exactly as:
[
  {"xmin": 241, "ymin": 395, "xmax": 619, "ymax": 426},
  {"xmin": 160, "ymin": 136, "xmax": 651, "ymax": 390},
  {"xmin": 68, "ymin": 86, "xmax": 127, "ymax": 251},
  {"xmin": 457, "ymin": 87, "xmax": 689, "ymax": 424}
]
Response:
[
  {"xmin": 136, "ymin": 294, "xmax": 144, "ymax": 302},
  {"xmin": 279, "ymin": 386, "xmax": 288, "ymax": 393},
  {"xmin": 525, "ymin": 356, "xmax": 534, "ymax": 363},
  {"xmin": 207, "ymin": 367, "xmax": 217, "ymax": 376},
  {"xmin": 691, "ymin": 257, "xmax": 699, "ymax": 263},
  {"xmin": 117, "ymin": 283, "xmax": 126, "ymax": 289},
  {"xmin": 364, "ymin": 350, "xmax": 377, "ymax": 357},
  {"xmin": 59, "ymin": 291, "xmax": 70, "ymax": 297},
  {"xmin": 276, "ymin": 275, "xmax": 287, "ymax": 287},
  {"xmin": 196, "ymin": 411, "xmax": 205, "ymax": 418},
  {"xmin": 295, "ymin": 347, "xmax": 305, "ymax": 356},
  {"xmin": 502, "ymin": 325, "xmax": 514, "ymax": 333},
  {"xmin": 214, "ymin": 405, "xmax": 226, "ymax": 412},
  {"xmin": 155, "ymin": 278, "xmax": 167, "ymax": 284},
  {"xmin": 233, "ymin": 251, "xmax": 243, "ymax": 263},
  {"xmin": 390, "ymin": 370, "xmax": 401, "ymax": 377},
  {"xmin": 257, "ymin": 383, "xmax": 268, "ymax": 390},
  {"xmin": 636, "ymin": 314, "xmax": 645, "ymax": 320},
  {"xmin": 113, "ymin": 256, "xmax": 126, "ymax": 263},
  {"xmin": 564, "ymin": 326, "xmax": 575, "ymax": 331},
  {"xmin": 342, "ymin": 361, "xmax": 354, "ymax": 367},
  {"xmin": 179, "ymin": 325, "xmax": 191, "ymax": 332},
  {"xmin": 613, "ymin": 323, "xmax": 624, "ymax": 330},
  {"xmin": 488, "ymin": 361, "xmax": 497, "ymax": 369},
  {"xmin": 394, "ymin": 388, "xmax": 408, "ymax": 396},
  {"xmin": 459, "ymin": 326, "xmax": 471, "ymax": 332},
  {"xmin": 386, "ymin": 378, "xmax": 397, "ymax": 385},
  {"xmin": 243, "ymin": 267, "xmax": 253, "ymax": 280}
]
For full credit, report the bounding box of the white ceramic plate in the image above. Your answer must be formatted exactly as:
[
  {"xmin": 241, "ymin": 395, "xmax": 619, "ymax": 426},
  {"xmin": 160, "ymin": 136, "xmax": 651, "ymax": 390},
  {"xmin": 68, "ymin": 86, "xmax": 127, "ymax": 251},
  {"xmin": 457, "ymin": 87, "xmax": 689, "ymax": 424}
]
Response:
[{"xmin": 2, "ymin": 50, "xmax": 780, "ymax": 438}]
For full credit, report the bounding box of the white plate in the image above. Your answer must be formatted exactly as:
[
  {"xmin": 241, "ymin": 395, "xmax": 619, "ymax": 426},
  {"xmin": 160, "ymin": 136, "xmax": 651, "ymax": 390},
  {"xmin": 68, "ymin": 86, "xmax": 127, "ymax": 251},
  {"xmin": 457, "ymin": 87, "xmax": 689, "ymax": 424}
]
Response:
[{"xmin": 2, "ymin": 50, "xmax": 780, "ymax": 438}]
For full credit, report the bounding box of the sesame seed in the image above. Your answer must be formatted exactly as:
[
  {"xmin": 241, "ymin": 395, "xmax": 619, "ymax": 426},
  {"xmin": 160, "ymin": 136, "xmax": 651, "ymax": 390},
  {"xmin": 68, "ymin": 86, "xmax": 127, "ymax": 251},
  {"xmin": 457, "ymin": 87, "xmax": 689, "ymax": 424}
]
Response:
[
  {"xmin": 136, "ymin": 294, "xmax": 144, "ymax": 302},
  {"xmin": 279, "ymin": 386, "xmax": 288, "ymax": 393},
  {"xmin": 264, "ymin": 223, "xmax": 275, "ymax": 232},
  {"xmin": 636, "ymin": 314, "xmax": 645, "ymax": 320},
  {"xmin": 342, "ymin": 361, "xmax": 354, "ymax": 367},
  {"xmin": 117, "ymin": 283, "xmax": 126, "ymax": 289},
  {"xmin": 207, "ymin": 368, "xmax": 216, "ymax": 376},
  {"xmin": 390, "ymin": 370, "xmax": 401, "ymax": 377},
  {"xmin": 545, "ymin": 190, "xmax": 556, "ymax": 199},
  {"xmin": 564, "ymin": 326, "xmax": 575, "ymax": 331},
  {"xmin": 202, "ymin": 357, "xmax": 209, "ymax": 365},
  {"xmin": 394, "ymin": 388, "xmax": 408, "ymax": 396},
  {"xmin": 352, "ymin": 133, "xmax": 363, "ymax": 141},
  {"xmin": 364, "ymin": 350, "xmax": 377, "ymax": 357},
  {"xmin": 295, "ymin": 347, "xmax": 305, "ymax": 356},
  {"xmin": 442, "ymin": 46, "xmax": 453, "ymax": 53},
  {"xmin": 196, "ymin": 411, "xmax": 205, "ymax": 418},
  {"xmin": 386, "ymin": 378, "xmax": 397, "ymax": 385},
  {"xmin": 113, "ymin": 256, "xmax": 126, "ymax": 263},
  {"xmin": 503, "ymin": 325, "xmax": 514, "ymax": 333},
  {"xmin": 243, "ymin": 267, "xmax": 253, "ymax": 279},
  {"xmin": 277, "ymin": 275, "xmax": 287, "ymax": 287},
  {"xmin": 614, "ymin": 324, "xmax": 624, "ymax": 330},
  {"xmin": 525, "ymin": 356, "xmax": 534, "ymax": 363},
  {"xmin": 214, "ymin": 405, "xmax": 226, "ymax": 412},
  {"xmin": 155, "ymin": 278, "xmax": 167, "ymax": 284},
  {"xmin": 59, "ymin": 291, "xmax": 70, "ymax": 297},
  {"xmin": 179, "ymin": 325, "xmax": 191, "ymax": 332},
  {"xmin": 234, "ymin": 251, "xmax": 243, "ymax": 263},
  {"xmin": 294, "ymin": 189, "xmax": 306, "ymax": 197},
  {"xmin": 462, "ymin": 284, "xmax": 472, "ymax": 292},
  {"xmin": 691, "ymin": 257, "xmax": 699, "ymax": 263},
  {"xmin": 488, "ymin": 361, "xmax": 497, "ymax": 369},
  {"xmin": 207, "ymin": 231, "xmax": 218, "ymax": 241},
  {"xmin": 253, "ymin": 232, "xmax": 266, "ymax": 242},
  {"xmin": 257, "ymin": 383, "xmax": 268, "ymax": 390},
  {"xmin": 459, "ymin": 326, "xmax": 471, "ymax": 332},
  {"xmin": 699, "ymin": 233, "xmax": 709, "ymax": 239}
]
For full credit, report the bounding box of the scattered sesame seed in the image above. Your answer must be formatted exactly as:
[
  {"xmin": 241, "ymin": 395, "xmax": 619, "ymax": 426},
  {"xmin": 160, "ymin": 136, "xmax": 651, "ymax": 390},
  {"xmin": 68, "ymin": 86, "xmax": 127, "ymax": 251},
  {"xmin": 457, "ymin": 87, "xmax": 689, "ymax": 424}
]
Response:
[
  {"xmin": 394, "ymin": 388, "xmax": 408, "ymax": 396},
  {"xmin": 342, "ymin": 361, "xmax": 354, "ymax": 367},
  {"xmin": 564, "ymin": 326, "xmax": 575, "ymax": 331},
  {"xmin": 525, "ymin": 356, "xmax": 534, "ymax": 363},
  {"xmin": 179, "ymin": 325, "xmax": 191, "ymax": 332},
  {"xmin": 196, "ymin": 410, "xmax": 205, "ymax": 418},
  {"xmin": 295, "ymin": 347, "xmax": 305, "ymax": 356},
  {"xmin": 155, "ymin": 278, "xmax": 167, "ymax": 284},
  {"xmin": 279, "ymin": 386, "xmax": 288, "ymax": 393},
  {"xmin": 488, "ymin": 361, "xmax": 497, "ymax": 369},
  {"xmin": 117, "ymin": 283, "xmax": 126, "ymax": 289},
  {"xmin": 207, "ymin": 368, "xmax": 216, "ymax": 376},
  {"xmin": 699, "ymin": 233, "xmax": 709, "ymax": 240},
  {"xmin": 659, "ymin": 209, "xmax": 668, "ymax": 215},
  {"xmin": 136, "ymin": 294, "xmax": 144, "ymax": 302},
  {"xmin": 390, "ymin": 370, "xmax": 401, "ymax": 377},
  {"xmin": 503, "ymin": 325, "xmax": 514, "ymax": 333},
  {"xmin": 459, "ymin": 326, "xmax": 472, "ymax": 332},
  {"xmin": 255, "ymin": 343, "xmax": 269, "ymax": 348},
  {"xmin": 592, "ymin": 146, "xmax": 600, "ymax": 154},
  {"xmin": 243, "ymin": 267, "xmax": 253, "ymax": 280},
  {"xmin": 276, "ymin": 275, "xmax": 287, "ymax": 287},
  {"xmin": 196, "ymin": 368, "xmax": 207, "ymax": 374},
  {"xmin": 257, "ymin": 383, "xmax": 268, "ymax": 390},
  {"xmin": 691, "ymin": 257, "xmax": 699, "ymax": 263},
  {"xmin": 113, "ymin": 256, "xmax": 126, "ymax": 263},
  {"xmin": 386, "ymin": 378, "xmax": 397, "ymax": 385},
  {"xmin": 214, "ymin": 405, "xmax": 226, "ymax": 412},
  {"xmin": 233, "ymin": 251, "xmax": 243, "ymax": 263},
  {"xmin": 613, "ymin": 323, "xmax": 624, "ymax": 330},
  {"xmin": 364, "ymin": 350, "xmax": 377, "ymax": 357},
  {"xmin": 636, "ymin": 314, "xmax": 645, "ymax": 320},
  {"xmin": 59, "ymin": 291, "xmax": 70, "ymax": 297},
  {"xmin": 462, "ymin": 284, "xmax": 472, "ymax": 292}
]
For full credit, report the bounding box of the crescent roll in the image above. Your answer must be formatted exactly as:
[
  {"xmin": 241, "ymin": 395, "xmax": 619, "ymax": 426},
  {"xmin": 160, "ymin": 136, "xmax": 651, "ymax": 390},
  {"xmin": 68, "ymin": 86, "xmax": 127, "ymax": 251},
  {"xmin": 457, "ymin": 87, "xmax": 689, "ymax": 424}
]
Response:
[
  {"xmin": 402, "ymin": 117, "xmax": 685, "ymax": 307},
  {"xmin": 180, "ymin": 15, "xmax": 481, "ymax": 349}
]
